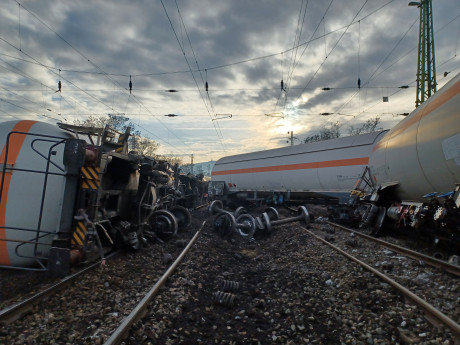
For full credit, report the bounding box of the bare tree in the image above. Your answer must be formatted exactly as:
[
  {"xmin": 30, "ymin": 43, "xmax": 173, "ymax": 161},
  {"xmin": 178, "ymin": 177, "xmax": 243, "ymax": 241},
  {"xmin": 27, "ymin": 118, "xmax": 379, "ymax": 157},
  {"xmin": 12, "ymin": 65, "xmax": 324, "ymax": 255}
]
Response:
[
  {"xmin": 155, "ymin": 154, "xmax": 183, "ymax": 166},
  {"xmin": 304, "ymin": 122, "xmax": 341, "ymax": 143},
  {"xmin": 133, "ymin": 136, "xmax": 160, "ymax": 157},
  {"xmin": 73, "ymin": 114, "xmax": 159, "ymax": 156},
  {"xmin": 73, "ymin": 115, "xmax": 111, "ymax": 128},
  {"xmin": 73, "ymin": 114, "xmax": 132, "ymax": 132},
  {"xmin": 303, "ymin": 116, "xmax": 384, "ymax": 144},
  {"xmin": 347, "ymin": 116, "xmax": 382, "ymax": 136}
]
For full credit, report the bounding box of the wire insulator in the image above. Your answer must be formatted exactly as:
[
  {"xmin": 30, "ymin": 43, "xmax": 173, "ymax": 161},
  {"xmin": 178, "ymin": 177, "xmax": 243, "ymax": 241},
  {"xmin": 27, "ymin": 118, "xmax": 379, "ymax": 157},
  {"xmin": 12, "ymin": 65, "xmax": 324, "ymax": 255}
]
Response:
[
  {"xmin": 206, "ymin": 81, "xmax": 208, "ymax": 92},
  {"xmin": 129, "ymin": 75, "xmax": 132, "ymax": 94},
  {"xmin": 358, "ymin": 78, "xmax": 361, "ymax": 89},
  {"xmin": 57, "ymin": 69, "xmax": 61, "ymax": 93}
]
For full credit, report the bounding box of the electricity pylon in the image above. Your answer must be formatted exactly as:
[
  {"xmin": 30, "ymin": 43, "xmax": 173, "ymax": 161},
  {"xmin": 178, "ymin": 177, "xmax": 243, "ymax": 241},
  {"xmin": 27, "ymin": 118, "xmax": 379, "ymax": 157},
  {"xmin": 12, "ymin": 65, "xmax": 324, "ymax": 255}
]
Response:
[{"xmin": 409, "ymin": 0, "xmax": 437, "ymax": 107}]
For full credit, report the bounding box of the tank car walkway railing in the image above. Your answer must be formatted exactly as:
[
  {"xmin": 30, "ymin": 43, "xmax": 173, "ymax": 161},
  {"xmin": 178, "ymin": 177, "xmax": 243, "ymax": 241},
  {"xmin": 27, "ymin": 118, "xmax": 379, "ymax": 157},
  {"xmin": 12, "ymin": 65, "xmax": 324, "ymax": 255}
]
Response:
[{"xmin": 0, "ymin": 131, "xmax": 70, "ymax": 271}]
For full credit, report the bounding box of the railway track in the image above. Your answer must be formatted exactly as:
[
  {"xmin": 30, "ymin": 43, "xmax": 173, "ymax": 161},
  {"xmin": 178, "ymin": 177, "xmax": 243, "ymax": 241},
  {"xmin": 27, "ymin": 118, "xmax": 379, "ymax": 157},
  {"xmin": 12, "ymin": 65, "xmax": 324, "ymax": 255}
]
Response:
[
  {"xmin": 0, "ymin": 203, "xmax": 211, "ymax": 318},
  {"xmin": 0, "ymin": 210, "xmax": 210, "ymax": 345},
  {"xmin": 108, "ymin": 210, "xmax": 458, "ymax": 344},
  {"xmin": 1, "ymin": 206, "xmax": 458, "ymax": 344},
  {"xmin": 104, "ymin": 220, "xmax": 207, "ymax": 345},
  {"xmin": 303, "ymin": 225, "xmax": 460, "ymax": 344},
  {"xmin": 0, "ymin": 251, "xmax": 119, "ymax": 324},
  {"xmin": 107, "ymin": 213, "xmax": 459, "ymax": 344},
  {"xmin": 325, "ymin": 220, "xmax": 460, "ymax": 278}
]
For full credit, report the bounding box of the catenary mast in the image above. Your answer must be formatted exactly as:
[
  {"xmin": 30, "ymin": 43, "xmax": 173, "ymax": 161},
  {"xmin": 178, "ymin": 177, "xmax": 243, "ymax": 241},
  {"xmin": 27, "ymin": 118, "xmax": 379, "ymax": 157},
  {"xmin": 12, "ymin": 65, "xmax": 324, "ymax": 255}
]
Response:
[{"xmin": 409, "ymin": 0, "xmax": 437, "ymax": 107}]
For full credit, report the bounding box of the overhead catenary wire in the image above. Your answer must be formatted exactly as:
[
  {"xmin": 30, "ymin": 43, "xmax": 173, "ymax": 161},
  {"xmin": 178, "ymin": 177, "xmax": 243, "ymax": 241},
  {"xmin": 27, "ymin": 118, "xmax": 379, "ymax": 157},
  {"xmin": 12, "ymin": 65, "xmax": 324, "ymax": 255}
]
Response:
[
  {"xmin": 285, "ymin": 0, "xmax": 309, "ymax": 106},
  {"xmin": 456, "ymin": 18, "xmax": 460, "ymax": 56},
  {"xmin": 363, "ymin": 16, "xmax": 419, "ymax": 88},
  {"xmin": 312, "ymin": 57, "xmax": 458, "ymax": 134},
  {"xmin": 1, "ymin": 84, "xmax": 66, "ymax": 121},
  {"xmin": 8, "ymin": 1, "xmax": 191, "ymax": 154},
  {"xmin": 172, "ymin": 0, "xmax": 221, "ymax": 136},
  {"xmin": 281, "ymin": 0, "xmax": 334, "ymax": 112},
  {"xmin": 0, "ymin": 36, "xmax": 122, "ymax": 116},
  {"xmin": 0, "ymin": 107, "xmax": 21, "ymax": 120},
  {"xmin": 330, "ymin": 14, "xmax": 419, "ymax": 123},
  {"xmin": 0, "ymin": 44, "xmax": 189, "ymax": 156},
  {"xmin": 292, "ymin": 0, "xmax": 370, "ymax": 107},
  {"xmin": 2, "ymin": 0, "xmax": 459, "ymax": 154},
  {"xmin": 0, "ymin": 85, "xmax": 415, "ymax": 93},
  {"xmin": 161, "ymin": 0, "xmax": 225, "ymax": 150},
  {"xmin": 7, "ymin": 0, "xmax": 452, "ymax": 137},
  {"xmin": 298, "ymin": 0, "xmax": 454, "ymax": 135},
  {"xmin": 0, "ymin": 97, "xmax": 60, "ymax": 121},
  {"xmin": 0, "ymin": 55, "xmax": 92, "ymax": 120},
  {"xmin": 274, "ymin": 0, "xmax": 332, "ymax": 114},
  {"xmin": 358, "ymin": 20, "xmax": 361, "ymax": 88},
  {"xmin": 2, "ymin": 0, "xmax": 401, "ymax": 81},
  {"xmin": 173, "ymin": 0, "xmax": 220, "ymax": 127},
  {"xmin": 17, "ymin": 2, "xmax": 21, "ymax": 51}
]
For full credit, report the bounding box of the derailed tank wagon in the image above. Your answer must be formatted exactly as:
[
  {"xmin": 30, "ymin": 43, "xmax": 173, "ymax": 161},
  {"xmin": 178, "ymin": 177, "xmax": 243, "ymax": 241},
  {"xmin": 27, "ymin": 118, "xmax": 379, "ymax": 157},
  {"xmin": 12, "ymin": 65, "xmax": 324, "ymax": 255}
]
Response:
[
  {"xmin": 209, "ymin": 130, "xmax": 388, "ymax": 206},
  {"xmin": 0, "ymin": 121, "xmax": 194, "ymax": 274},
  {"xmin": 210, "ymin": 73, "xmax": 460, "ymax": 241}
]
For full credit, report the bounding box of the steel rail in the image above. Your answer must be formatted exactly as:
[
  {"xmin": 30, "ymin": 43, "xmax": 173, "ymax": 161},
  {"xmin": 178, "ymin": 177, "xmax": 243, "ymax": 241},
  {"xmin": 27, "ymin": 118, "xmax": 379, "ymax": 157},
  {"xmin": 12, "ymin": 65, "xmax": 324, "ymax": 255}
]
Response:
[
  {"xmin": 104, "ymin": 220, "xmax": 207, "ymax": 345},
  {"xmin": 0, "ymin": 251, "xmax": 119, "ymax": 324},
  {"xmin": 192, "ymin": 202, "xmax": 210, "ymax": 211},
  {"xmin": 302, "ymin": 226, "xmax": 460, "ymax": 342},
  {"xmin": 326, "ymin": 221, "xmax": 460, "ymax": 277}
]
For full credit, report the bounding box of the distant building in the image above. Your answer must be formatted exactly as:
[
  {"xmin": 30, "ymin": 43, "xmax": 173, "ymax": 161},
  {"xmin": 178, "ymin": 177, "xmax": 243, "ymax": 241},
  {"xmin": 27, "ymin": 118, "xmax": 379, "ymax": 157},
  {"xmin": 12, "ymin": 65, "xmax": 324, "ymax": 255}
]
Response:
[{"xmin": 180, "ymin": 160, "xmax": 216, "ymax": 177}]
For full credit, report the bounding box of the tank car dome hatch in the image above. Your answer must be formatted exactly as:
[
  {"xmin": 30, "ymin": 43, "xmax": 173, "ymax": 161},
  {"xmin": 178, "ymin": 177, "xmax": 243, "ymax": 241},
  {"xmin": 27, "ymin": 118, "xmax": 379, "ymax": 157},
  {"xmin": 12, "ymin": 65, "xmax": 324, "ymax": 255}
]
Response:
[{"xmin": 0, "ymin": 120, "xmax": 78, "ymax": 269}]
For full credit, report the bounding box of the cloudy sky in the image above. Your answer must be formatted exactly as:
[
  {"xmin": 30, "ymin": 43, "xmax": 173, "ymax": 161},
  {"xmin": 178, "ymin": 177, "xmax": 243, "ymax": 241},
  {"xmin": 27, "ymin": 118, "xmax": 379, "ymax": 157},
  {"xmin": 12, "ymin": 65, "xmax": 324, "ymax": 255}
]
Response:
[{"xmin": 0, "ymin": 0, "xmax": 459, "ymax": 163}]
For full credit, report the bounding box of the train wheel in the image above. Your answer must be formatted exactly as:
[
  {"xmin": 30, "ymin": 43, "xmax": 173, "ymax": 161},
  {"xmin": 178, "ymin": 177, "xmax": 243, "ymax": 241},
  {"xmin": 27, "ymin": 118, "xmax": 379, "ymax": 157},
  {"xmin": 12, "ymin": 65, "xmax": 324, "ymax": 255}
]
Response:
[
  {"xmin": 236, "ymin": 213, "xmax": 256, "ymax": 238},
  {"xmin": 213, "ymin": 211, "xmax": 236, "ymax": 238},
  {"xmin": 150, "ymin": 210, "xmax": 178, "ymax": 240},
  {"xmin": 209, "ymin": 200, "xmax": 224, "ymax": 216},
  {"xmin": 264, "ymin": 207, "xmax": 279, "ymax": 221},
  {"xmin": 234, "ymin": 206, "xmax": 247, "ymax": 218},
  {"xmin": 169, "ymin": 205, "xmax": 192, "ymax": 231},
  {"xmin": 370, "ymin": 207, "xmax": 386, "ymax": 236},
  {"xmin": 260, "ymin": 212, "xmax": 272, "ymax": 235}
]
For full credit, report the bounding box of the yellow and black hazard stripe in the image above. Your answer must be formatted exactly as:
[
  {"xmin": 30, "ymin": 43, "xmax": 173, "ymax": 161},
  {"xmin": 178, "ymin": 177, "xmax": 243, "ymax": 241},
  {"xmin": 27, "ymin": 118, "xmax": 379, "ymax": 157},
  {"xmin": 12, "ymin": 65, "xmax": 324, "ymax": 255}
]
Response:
[
  {"xmin": 71, "ymin": 221, "xmax": 87, "ymax": 246},
  {"xmin": 80, "ymin": 166, "xmax": 100, "ymax": 190}
]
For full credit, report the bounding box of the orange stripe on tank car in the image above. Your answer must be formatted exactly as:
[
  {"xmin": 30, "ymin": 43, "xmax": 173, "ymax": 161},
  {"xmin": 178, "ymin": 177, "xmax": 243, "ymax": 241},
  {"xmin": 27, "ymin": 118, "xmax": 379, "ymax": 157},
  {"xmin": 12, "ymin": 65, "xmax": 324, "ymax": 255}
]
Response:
[
  {"xmin": 372, "ymin": 78, "xmax": 460, "ymax": 153},
  {"xmin": 0, "ymin": 120, "xmax": 37, "ymax": 265},
  {"xmin": 211, "ymin": 157, "xmax": 369, "ymax": 176}
]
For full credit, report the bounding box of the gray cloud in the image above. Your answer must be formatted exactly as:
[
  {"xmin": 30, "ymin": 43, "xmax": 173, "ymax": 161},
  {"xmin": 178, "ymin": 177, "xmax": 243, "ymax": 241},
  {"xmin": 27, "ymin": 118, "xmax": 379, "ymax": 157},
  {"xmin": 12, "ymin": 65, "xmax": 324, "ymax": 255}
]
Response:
[{"xmin": 0, "ymin": 0, "xmax": 458, "ymax": 161}]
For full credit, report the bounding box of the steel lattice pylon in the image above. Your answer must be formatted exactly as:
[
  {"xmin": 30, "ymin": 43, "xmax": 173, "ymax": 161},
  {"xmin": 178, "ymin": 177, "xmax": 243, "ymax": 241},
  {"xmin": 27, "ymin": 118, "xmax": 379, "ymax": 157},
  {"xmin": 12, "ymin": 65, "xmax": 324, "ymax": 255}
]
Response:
[{"xmin": 414, "ymin": 0, "xmax": 437, "ymax": 107}]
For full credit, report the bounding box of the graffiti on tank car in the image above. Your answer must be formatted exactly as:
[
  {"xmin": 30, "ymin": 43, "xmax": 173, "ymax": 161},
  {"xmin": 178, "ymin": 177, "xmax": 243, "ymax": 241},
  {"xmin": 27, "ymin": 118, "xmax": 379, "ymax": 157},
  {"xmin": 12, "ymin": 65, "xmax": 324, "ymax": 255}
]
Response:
[
  {"xmin": 371, "ymin": 163, "xmax": 390, "ymax": 179},
  {"xmin": 336, "ymin": 175, "xmax": 360, "ymax": 182}
]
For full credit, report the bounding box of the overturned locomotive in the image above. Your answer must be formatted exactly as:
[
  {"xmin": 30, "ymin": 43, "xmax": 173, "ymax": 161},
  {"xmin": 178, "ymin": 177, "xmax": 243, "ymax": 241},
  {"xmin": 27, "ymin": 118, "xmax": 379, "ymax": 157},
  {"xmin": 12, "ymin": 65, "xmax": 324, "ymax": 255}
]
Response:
[{"xmin": 0, "ymin": 121, "xmax": 194, "ymax": 274}]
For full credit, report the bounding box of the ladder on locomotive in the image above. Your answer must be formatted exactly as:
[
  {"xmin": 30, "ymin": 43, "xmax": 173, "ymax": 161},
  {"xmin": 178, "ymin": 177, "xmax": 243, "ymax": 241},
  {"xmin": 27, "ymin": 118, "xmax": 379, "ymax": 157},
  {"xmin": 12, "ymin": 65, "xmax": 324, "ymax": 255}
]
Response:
[{"xmin": 350, "ymin": 166, "xmax": 376, "ymax": 199}]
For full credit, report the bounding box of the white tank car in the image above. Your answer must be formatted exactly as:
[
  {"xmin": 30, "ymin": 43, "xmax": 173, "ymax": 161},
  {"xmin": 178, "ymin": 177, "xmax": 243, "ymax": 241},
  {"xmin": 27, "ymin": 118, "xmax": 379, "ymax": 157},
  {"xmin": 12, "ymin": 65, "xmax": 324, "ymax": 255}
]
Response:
[
  {"xmin": 210, "ymin": 130, "xmax": 388, "ymax": 203},
  {"xmin": 369, "ymin": 72, "xmax": 460, "ymax": 202},
  {"xmin": 0, "ymin": 120, "xmax": 75, "ymax": 268},
  {"xmin": 210, "ymin": 73, "xmax": 460, "ymax": 237}
]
